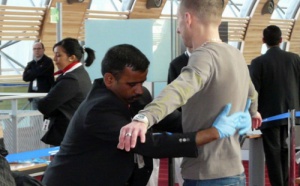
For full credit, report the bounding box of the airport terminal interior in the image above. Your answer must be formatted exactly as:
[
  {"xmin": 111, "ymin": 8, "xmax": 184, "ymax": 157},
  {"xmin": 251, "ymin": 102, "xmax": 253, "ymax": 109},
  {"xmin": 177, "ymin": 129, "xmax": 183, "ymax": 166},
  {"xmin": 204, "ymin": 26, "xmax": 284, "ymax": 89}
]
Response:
[{"xmin": 0, "ymin": 0, "xmax": 300, "ymax": 185}]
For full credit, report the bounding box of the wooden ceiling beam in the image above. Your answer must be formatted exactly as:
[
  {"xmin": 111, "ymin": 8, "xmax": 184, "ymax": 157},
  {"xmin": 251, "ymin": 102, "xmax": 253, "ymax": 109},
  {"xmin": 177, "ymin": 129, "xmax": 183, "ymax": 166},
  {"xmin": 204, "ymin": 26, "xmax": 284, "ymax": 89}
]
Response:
[
  {"xmin": 0, "ymin": 11, "xmax": 44, "ymax": 16},
  {"xmin": 0, "ymin": 5, "xmax": 45, "ymax": 11},
  {"xmin": 289, "ymin": 8, "xmax": 300, "ymax": 54},
  {"xmin": 39, "ymin": 0, "xmax": 91, "ymax": 57}
]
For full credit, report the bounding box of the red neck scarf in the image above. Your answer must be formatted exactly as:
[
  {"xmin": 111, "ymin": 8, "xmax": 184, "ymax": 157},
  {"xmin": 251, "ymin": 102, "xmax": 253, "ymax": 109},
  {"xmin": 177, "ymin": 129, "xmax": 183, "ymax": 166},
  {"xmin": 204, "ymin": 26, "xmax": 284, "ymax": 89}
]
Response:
[{"xmin": 54, "ymin": 62, "xmax": 80, "ymax": 76}]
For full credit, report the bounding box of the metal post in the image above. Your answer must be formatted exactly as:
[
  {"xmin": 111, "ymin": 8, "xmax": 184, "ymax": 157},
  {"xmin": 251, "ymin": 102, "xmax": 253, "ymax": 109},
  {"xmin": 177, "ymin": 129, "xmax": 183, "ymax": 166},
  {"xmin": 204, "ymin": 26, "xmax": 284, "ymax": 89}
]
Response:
[
  {"xmin": 249, "ymin": 136, "xmax": 265, "ymax": 186},
  {"xmin": 168, "ymin": 158, "xmax": 174, "ymax": 186},
  {"xmin": 56, "ymin": 2, "xmax": 62, "ymax": 42},
  {"xmin": 288, "ymin": 109, "xmax": 296, "ymax": 186},
  {"xmin": 11, "ymin": 99, "xmax": 18, "ymax": 153},
  {"xmin": 169, "ymin": 0, "xmax": 175, "ymax": 185}
]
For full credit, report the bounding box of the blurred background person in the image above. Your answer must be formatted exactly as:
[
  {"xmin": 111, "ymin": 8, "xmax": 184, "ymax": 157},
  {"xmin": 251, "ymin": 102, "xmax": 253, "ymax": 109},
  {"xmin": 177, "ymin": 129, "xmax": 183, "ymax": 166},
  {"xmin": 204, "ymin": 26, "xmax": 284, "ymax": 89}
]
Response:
[
  {"xmin": 22, "ymin": 42, "xmax": 54, "ymax": 110},
  {"xmin": 168, "ymin": 47, "xmax": 192, "ymax": 85},
  {"xmin": 37, "ymin": 38, "xmax": 95, "ymax": 146}
]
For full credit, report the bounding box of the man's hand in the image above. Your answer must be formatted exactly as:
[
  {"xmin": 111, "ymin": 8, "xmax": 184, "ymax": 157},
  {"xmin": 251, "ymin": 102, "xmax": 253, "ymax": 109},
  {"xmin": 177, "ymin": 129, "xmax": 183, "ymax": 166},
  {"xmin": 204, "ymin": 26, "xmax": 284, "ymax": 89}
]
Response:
[
  {"xmin": 213, "ymin": 99, "xmax": 252, "ymax": 138},
  {"xmin": 118, "ymin": 121, "xmax": 148, "ymax": 151},
  {"xmin": 251, "ymin": 111, "xmax": 262, "ymax": 130}
]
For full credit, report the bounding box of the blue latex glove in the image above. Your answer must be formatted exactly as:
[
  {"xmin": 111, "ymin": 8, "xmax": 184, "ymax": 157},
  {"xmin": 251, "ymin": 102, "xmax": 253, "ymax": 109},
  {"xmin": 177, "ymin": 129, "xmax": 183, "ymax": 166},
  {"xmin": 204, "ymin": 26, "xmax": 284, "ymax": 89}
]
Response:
[
  {"xmin": 236, "ymin": 99, "xmax": 251, "ymax": 135},
  {"xmin": 213, "ymin": 99, "xmax": 251, "ymax": 138}
]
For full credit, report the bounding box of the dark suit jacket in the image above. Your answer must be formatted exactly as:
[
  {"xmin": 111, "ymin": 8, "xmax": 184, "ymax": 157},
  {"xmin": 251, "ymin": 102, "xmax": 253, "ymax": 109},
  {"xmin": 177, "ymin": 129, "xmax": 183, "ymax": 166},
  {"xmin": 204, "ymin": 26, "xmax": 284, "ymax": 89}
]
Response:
[
  {"xmin": 42, "ymin": 78, "xmax": 198, "ymax": 186},
  {"xmin": 167, "ymin": 52, "xmax": 189, "ymax": 114},
  {"xmin": 167, "ymin": 52, "xmax": 189, "ymax": 84},
  {"xmin": 38, "ymin": 66, "xmax": 92, "ymax": 146},
  {"xmin": 250, "ymin": 46, "xmax": 300, "ymax": 129},
  {"xmin": 23, "ymin": 55, "xmax": 54, "ymax": 93}
]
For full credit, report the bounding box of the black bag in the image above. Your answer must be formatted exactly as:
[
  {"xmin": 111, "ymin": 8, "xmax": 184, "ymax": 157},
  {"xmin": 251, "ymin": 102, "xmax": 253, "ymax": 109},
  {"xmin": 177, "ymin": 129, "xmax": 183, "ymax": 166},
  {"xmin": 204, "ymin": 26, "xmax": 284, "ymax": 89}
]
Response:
[
  {"xmin": 12, "ymin": 172, "xmax": 45, "ymax": 186},
  {"xmin": 1, "ymin": 135, "xmax": 45, "ymax": 186},
  {"xmin": 0, "ymin": 155, "xmax": 16, "ymax": 186},
  {"xmin": 1, "ymin": 154, "xmax": 45, "ymax": 186}
]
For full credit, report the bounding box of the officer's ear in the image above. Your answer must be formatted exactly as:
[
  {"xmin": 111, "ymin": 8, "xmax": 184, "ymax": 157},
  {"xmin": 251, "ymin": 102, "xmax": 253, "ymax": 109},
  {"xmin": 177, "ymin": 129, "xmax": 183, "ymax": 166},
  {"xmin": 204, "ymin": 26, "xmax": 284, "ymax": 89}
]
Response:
[
  {"xmin": 68, "ymin": 55, "xmax": 77, "ymax": 63},
  {"xmin": 103, "ymin": 73, "xmax": 115, "ymax": 88}
]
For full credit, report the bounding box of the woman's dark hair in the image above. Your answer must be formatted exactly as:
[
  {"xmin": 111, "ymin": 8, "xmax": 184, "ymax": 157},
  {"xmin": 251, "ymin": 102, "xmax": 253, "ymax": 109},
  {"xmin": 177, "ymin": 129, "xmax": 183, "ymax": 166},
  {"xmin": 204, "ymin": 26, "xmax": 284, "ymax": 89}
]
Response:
[
  {"xmin": 101, "ymin": 44, "xmax": 150, "ymax": 80},
  {"xmin": 53, "ymin": 37, "xmax": 95, "ymax": 67}
]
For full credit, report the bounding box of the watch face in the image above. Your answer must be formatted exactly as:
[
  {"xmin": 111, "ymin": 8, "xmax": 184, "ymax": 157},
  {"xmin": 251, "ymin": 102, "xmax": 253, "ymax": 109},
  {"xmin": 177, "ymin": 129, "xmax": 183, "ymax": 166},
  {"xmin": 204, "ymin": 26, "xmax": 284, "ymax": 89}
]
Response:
[
  {"xmin": 154, "ymin": 0, "xmax": 162, "ymax": 7},
  {"xmin": 136, "ymin": 114, "xmax": 145, "ymax": 119}
]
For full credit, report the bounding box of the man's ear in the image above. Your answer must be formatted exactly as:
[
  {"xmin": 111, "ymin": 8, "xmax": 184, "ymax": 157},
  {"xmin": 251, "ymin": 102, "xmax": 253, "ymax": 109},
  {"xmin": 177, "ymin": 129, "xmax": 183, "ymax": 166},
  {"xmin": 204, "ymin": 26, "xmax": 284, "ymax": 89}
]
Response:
[
  {"xmin": 103, "ymin": 73, "xmax": 114, "ymax": 87},
  {"xmin": 262, "ymin": 37, "xmax": 266, "ymax": 44},
  {"xmin": 185, "ymin": 12, "xmax": 192, "ymax": 26}
]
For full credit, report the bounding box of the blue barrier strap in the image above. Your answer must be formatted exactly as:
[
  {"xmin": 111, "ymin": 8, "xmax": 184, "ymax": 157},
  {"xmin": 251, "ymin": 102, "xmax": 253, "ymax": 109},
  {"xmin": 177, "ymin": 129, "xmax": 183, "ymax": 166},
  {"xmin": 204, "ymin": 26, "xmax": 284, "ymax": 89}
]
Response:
[
  {"xmin": 6, "ymin": 146, "xmax": 60, "ymax": 163},
  {"xmin": 262, "ymin": 111, "xmax": 300, "ymax": 123}
]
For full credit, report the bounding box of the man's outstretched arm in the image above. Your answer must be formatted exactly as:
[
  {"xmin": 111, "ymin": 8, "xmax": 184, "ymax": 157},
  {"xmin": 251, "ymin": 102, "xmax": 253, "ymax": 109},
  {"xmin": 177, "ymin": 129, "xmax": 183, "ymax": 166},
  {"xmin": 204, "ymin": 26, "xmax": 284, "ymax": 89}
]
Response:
[{"xmin": 118, "ymin": 101, "xmax": 252, "ymax": 151}]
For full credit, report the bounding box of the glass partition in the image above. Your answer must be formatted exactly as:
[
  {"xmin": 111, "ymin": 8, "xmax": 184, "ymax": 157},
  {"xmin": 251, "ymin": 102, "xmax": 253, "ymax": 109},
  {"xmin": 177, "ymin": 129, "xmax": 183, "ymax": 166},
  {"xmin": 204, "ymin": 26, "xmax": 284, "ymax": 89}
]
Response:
[{"xmin": 85, "ymin": 19, "xmax": 177, "ymax": 83}]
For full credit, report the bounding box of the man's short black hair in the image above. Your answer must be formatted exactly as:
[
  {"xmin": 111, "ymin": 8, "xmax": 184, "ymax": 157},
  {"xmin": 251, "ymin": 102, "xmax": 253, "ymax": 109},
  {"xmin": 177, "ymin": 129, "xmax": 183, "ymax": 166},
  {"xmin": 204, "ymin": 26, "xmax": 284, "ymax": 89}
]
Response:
[
  {"xmin": 101, "ymin": 44, "xmax": 150, "ymax": 80},
  {"xmin": 263, "ymin": 25, "xmax": 282, "ymax": 46}
]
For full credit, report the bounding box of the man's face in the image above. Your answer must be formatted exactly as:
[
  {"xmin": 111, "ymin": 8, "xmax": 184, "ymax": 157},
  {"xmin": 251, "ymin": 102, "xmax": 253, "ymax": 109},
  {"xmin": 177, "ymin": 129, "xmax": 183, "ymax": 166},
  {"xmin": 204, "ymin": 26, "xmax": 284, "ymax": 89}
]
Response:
[
  {"xmin": 33, "ymin": 43, "xmax": 45, "ymax": 59},
  {"xmin": 176, "ymin": 9, "xmax": 192, "ymax": 48},
  {"xmin": 109, "ymin": 67, "xmax": 148, "ymax": 104}
]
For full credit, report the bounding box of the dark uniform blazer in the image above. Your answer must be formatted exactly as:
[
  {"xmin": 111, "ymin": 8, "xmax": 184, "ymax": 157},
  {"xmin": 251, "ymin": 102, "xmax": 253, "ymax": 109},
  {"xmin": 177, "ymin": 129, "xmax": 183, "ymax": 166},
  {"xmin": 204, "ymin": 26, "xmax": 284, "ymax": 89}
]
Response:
[
  {"xmin": 42, "ymin": 78, "xmax": 198, "ymax": 186},
  {"xmin": 23, "ymin": 55, "xmax": 54, "ymax": 93},
  {"xmin": 250, "ymin": 46, "xmax": 300, "ymax": 129},
  {"xmin": 38, "ymin": 66, "xmax": 92, "ymax": 146}
]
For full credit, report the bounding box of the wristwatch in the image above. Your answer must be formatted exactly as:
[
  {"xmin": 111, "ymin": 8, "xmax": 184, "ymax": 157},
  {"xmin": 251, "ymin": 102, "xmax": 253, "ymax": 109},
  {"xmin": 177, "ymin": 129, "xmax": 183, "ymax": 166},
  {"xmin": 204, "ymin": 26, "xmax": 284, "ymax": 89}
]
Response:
[{"xmin": 133, "ymin": 114, "xmax": 150, "ymax": 128}]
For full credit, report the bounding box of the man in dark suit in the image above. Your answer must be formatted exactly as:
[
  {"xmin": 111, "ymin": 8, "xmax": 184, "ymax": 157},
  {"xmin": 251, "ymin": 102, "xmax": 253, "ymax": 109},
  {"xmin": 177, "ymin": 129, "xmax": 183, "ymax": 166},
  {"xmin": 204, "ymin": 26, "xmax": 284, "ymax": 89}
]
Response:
[
  {"xmin": 42, "ymin": 44, "xmax": 251, "ymax": 186},
  {"xmin": 250, "ymin": 25, "xmax": 300, "ymax": 186},
  {"xmin": 167, "ymin": 47, "xmax": 192, "ymax": 84},
  {"xmin": 23, "ymin": 42, "xmax": 54, "ymax": 109}
]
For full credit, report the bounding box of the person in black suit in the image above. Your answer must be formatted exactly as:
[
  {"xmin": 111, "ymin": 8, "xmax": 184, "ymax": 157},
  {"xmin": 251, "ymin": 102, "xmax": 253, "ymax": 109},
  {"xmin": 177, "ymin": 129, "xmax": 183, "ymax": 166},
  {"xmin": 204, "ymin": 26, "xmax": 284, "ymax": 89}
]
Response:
[
  {"xmin": 23, "ymin": 42, "xmax": 54, "ymax": 110},
  {"xmin": 250, "ymin": 25, "xmax": 300, "ymax": 186},
  {"xmin": 42, "ymin": 44, "xmax": 251, "ymax": 186},
  {"xmin": 168, "ymin": 47, "xmax": 192, "ymax": 85},
  {"xmin": 37, "ymin": 38, "xmax": 95, "ymax": 146}
]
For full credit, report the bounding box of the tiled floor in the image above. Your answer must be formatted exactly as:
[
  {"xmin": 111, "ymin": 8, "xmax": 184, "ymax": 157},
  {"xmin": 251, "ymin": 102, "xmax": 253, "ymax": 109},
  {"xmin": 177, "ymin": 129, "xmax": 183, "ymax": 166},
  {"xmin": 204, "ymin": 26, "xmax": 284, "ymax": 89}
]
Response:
[{"xmin": 158, "ymin": 158, "xmax": 299, "ymax": 186}]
